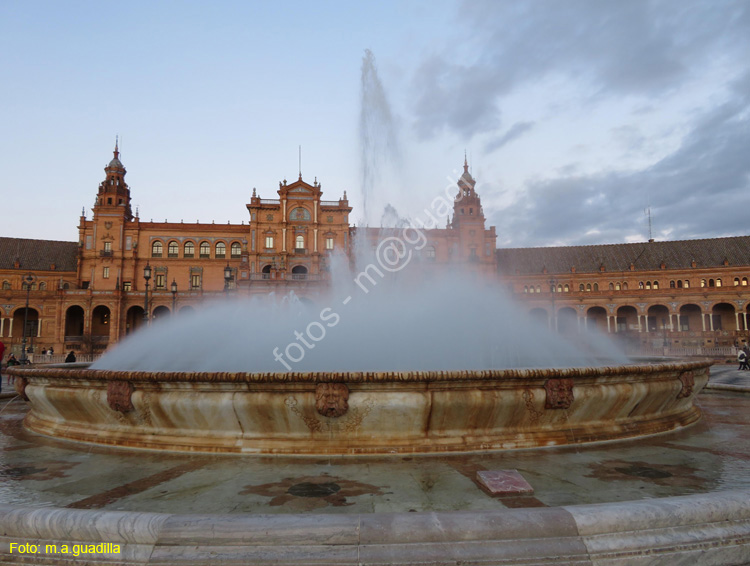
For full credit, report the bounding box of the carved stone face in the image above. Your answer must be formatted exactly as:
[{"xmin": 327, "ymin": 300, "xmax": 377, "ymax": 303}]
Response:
[
  {"xmin": 107, "ymin": 380, "xmax": 134, "ymax": 413},
  {"xmin": 315, "ymin": 383, "xmax": 349, "ymax": 418},
  {"xmin": 14, "ymin": 377, "xmax": 29, "ymax": 401},
  {"xmin": 544, "ymin": 378, "xmax": 574, "ymax": 410},
  {"xmin": 677, "ymin": 371, "xmax": 695, "ymax": 399}
]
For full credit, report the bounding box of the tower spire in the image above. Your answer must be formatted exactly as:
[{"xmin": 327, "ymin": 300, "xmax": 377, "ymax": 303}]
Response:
[
  {"xmin": 114, "ymin": 135, "xmax": 119, "ymax": 159},
  {"xmin": 463, "ymin": 150, "xmax": 469, "ymax": 174}
]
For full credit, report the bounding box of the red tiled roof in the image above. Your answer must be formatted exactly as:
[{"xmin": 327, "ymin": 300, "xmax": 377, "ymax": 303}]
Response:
[
  {"xmin": 496, "ymin": 236, "xmax": 750, "ymax": 275},
  {"xmin": 0, "ymin": 237, "xmax": 78, "ymax": 272}
]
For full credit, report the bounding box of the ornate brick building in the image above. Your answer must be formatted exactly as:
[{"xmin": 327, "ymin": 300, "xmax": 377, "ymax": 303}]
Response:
[{"xmin": 1, "ymin": 144, "xmax": 749, "ymax": 357}]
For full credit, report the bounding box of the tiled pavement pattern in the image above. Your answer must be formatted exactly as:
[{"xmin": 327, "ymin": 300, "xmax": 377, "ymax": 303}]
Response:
[{"xmin": 0, "ymin": 372, "xmax": 748, "ymax": 515}]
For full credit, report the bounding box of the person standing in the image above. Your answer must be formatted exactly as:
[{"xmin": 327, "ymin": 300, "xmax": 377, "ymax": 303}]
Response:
[{"xmin": 65, "ymin": 351, "xmax": 76, "ymax": 363}]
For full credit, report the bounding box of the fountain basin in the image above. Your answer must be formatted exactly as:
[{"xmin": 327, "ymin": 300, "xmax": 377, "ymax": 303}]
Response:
[{"xmin": 8, "ymin": 360, "xmax": 710, "ymax": 455}]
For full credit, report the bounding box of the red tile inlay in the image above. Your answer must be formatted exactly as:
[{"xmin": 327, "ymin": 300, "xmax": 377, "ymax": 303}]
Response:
[{"xmin": 477, "ymin": 469, "xmax": 534, "ymax": 495}]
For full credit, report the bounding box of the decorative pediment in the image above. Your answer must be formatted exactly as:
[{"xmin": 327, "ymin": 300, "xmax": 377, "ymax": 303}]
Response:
[{"xmin": 279, "ymin": 179, "xmax": 321, "ymax": 200}]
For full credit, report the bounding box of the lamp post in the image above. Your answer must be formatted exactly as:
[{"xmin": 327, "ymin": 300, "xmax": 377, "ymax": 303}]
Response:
[
  {"xmin": 19, "ymin": 273, "xmax": 34, "ymax": 364},
  {"xmin": 549, "ymin": 277, "xmax": 557, "ymax": 332},
  {"xmin": 224, "ymin": 264, "xmax": 232, "ymax": 295},
  {"xmin": 170, "ymin": 279, "xmax": 178, "ymax": 314},
  {"xmin": 143, "ymin": 263, "xmax": 151, "ymax": 324}
]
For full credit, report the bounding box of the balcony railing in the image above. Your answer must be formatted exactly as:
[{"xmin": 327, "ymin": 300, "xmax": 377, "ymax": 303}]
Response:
[{"xmin": 248, "ymin": 274, "xmax": 322, "ymax": 281}]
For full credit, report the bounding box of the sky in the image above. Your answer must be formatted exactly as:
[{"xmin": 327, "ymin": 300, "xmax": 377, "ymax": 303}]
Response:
[{"xmin": 1, "ymin": 0, "xmax": 748, "ymax": 248}]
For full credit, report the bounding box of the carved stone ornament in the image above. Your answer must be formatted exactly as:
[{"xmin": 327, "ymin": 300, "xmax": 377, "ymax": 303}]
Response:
[
  {"xmin": 677, "ymin": 371, "xmax": 695, "ymax": 399},
  {"xmin": 107, "ymin": 380, "xmax": 134, "ymax": 413},
  {"xmin": 315, "ymin": 383, "xmax": 349, "ymax": 418},
  {"xmin": 544, "ymin": 378, "xmax": 574, "ymax": 410},
  {"xmin": 14, "ymin": 377, "xmax": 29, "ymax": 401}
]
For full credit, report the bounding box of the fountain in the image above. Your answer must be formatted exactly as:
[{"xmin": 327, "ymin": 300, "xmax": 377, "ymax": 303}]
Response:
[
  {"xmin": 7, "ymin": 277, "xmax": 711, "ymax": 455},
  {"xmin": 5, "ymin": 277, "xmax": 740, "ymax": 564}
]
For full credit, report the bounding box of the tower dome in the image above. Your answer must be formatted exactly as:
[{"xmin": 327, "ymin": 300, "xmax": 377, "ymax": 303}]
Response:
[{"xmin": 105, "ymin": 139, "xmax": 126, "ymax": 174}]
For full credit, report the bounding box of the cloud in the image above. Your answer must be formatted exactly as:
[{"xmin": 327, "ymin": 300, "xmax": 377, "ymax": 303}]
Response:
[
  {"xmin": 488, "ymin": 69, "xmax": 750, "ymax": 247},
  {"xmin": 485, "ymin": 121, "xmax": 535, "ymax": 153},
  {"xmin": 411, "ymin": 0, "xmax": 750, "ymax": 140}
]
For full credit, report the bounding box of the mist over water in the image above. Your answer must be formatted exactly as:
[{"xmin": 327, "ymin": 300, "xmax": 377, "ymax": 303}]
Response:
[{"xmin": 92, "ymin": 273, "xmax": 628, "ymax": 373}]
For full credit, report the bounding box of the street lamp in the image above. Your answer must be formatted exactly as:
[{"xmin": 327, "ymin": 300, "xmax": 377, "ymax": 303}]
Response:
[
  {"xmin": 170, "ymin": 279, "xmax": 178, "ymax": 314},
  {"xmin": 549, "ymin": 277, "xmax": 557, "ymax": 332},
  {"xmin": 143, "ymin": 263, "xmax": 151, "ymax": 324},
  {"xmin": 224, "ymin": 264, "xmax": 232, "ymax": 295},
  {"xmin": 20, "ymin": 273, "xmax": 34, "ymax": 364}
]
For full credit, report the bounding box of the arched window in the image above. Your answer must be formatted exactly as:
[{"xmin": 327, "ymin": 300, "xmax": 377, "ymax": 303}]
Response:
[
  {"xmin": 151, "ymin": 241, "xmax": 163, "ymax": 257},
  {"xmin": 536, "ymin": 285, "xmax": 541, "ymax": 293},
  {"xmin": 677, "ymin": 280, "xmax": 683, "ymax": 288},
  {"xmin": 39, "ymin": 282, "xmax": 47, "ymax": 290},
  {"xmin": 199, "ymin": 241, "xmax": 210, "ymax": 258},
  {"xmin": 670, "ymin": 280, "xmax": 676, "ymax": 288},
  {"xmin": 608, "ymin": 282, "xmax": 614, "ymax": 291},
  {"xmin": 743, "ymin": 278, "xmax": 748, "ymax": 286},
  {"xmin": 684, "ymin": 280, "xmax": 690, "ymax": 289},
  {"xmin": 523, "ymin": 286, "xmax": 528, "ymax": 294},
  {"xmin": 615, "ymin": 282, "xmax": 621, "ymax": 291},
  {"xmin": 295, "ymin": 235, "xmax": 305, "ymax": 249},
  {"xmin": 701, "ymin": 279, "xmax": 706, "ymax": 288},
  {"xmin": 231, "ymin": 242, "xmax": 242, "ymax": 258},
  {"xmin": 557, "ymin": 284, "xmax": 563, "ymax": 292},
  {"xmin": 586, "ymin": 284, "xmax": 592, "ymax": 292},
  {"xmin": 579, "ymin": 284, "xmax": 585, "ymax": 292},
  {"xmin": 708, "ymin": 279, "xmax": 715, "ymax": 287},
  {"xmin": 184, "ymin": 242, "xmax": 195, "ymax": 257},
  {"xmin": 735, "ymin": 278, "xmax": 741, "ymax": 286},
  {"xmin": 215, "ymin": 242, "xmax": 226, "ymax": 259},
  {"xmin": 639, "ymin": 281, "xmax": 644, "ymax": 289},
  {"xmin": 716, "ymin": 278, "xmax": 722, "ymax": 287},
  {"xmin": 1, "ymin": 281, "xmax": 10, "ymax": 290},
  {"xmin": 168, "ymin": 241, "xmax": 179, "ymax": 257},
  {"xmin": 645, "ymin": 281, "xmax": 651, "ymax": 290},
  {"xmin": 593, "ymin": 283, "xmax": 599, "ymax": 291},
  {"xmin": 291, "ymin": 265, "xmax": 308, "ymax": 280},
  {"xmin": 564, "ymin": 284, "xmax": 569, "ymax": 292},
  {"xmin": 653, "ymin": 281, "xmax": 659, "ymax": 290}
]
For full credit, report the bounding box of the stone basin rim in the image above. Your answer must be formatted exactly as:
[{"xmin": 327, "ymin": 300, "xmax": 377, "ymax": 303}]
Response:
[{"xmin": 6, "ymin": 358, "xmax": 714, "ymax": 383}]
